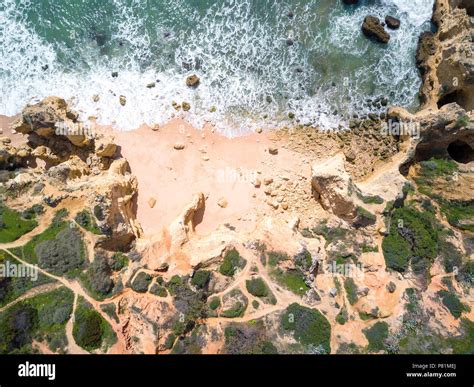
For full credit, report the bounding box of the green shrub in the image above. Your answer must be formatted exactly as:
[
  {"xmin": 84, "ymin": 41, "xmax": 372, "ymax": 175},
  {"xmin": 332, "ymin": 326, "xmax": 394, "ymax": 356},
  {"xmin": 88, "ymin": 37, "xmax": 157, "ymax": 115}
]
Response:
[
  {"xmin": 281, "ymin": 303, "xmax": 331, "ymax": 353},
  {"xmin": 109, "ymin": 252, "xmax": 129, "ymax": 271},
  {"xmin": 21, "ymin": 204, "xmax": 44, "ymax": 220},
  {"xmin": 293, "ymin": 249, "xmax": 313, "ymax": 271},
  {"xmin": 245, "ymin": 277, "xmax": 268, "ymax": 297},
  {"xmin": 344, "ymin": 278, "xmax": 358, "ymax": 305},
  {"xmin": 75, "ymin": 209, "xmax": 102, "ymax": 235},
  {"xmin": 382, "ymin": 206, "xmax": 438, "ymax": 275},
  {"xmin": 359, "ymin": 194, "xmax": 384, "ymax": 205},
  {"xmin": 81, "ymin": 254, "xmax": 114, "ymax": 300},
  {"xmin": 209, "ymin": 297, "xmax": 221, "ymax": 310},
  {"xmin": 363, "ymin": 321, "xmax": 389, "ymax": 352},
  {"xmin": 73, "ymin": 297, "xmax": 116, "ymax": 351},
  {"xmin": 73, "ymin": 306, "xmax": 103, "ymax": 351},
  {"xmin": 35, "ymin": 227, "xmax": 86, "ymax": 278},
  {"xmin": 0, "ymin": 203, "xmax": 38, "ymax": 243},
  {"xmin": 219, "ymin": 249, "xmax": 246, "ymax": 277},
  {"xmin": 0, "ymin": 304, "xmax": 38, "ymax": 354},
  {"xmin": 191, "ymin": 270, "xmax": 210, "ymax": 288},
  {"xmin": 100, "ymin": 303, "xmax": 119, "ymax": 323},
  {"xmin": 149, "ymin": 284, "xmax": 168, "ymax": 297},
  {"xmin": 131, "ymin": 272, "xmax": 153, "ymax": 293},
  {"xmin": 437, "ymin": 290, "xmax": 470, "ymax": 319},
  {"xmin": 224, "ymin": 322, "xmax": 277, "ymax": 354},
  {"xmin": 336, "ymin": 308, "xmax": 348, "ymax": 325}
]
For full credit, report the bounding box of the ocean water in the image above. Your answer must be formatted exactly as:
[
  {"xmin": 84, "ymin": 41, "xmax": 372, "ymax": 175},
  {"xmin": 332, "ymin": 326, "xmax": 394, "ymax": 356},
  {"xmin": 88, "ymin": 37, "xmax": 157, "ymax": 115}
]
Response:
[{"xmin": 0, "ymin": 0, "xmax": 434, "ymax": 135}]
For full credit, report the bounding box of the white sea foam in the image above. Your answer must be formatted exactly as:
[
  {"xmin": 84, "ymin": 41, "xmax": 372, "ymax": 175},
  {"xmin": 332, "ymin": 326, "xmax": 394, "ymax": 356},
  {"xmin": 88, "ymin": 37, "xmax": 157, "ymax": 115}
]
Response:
[{"xmin": 0, "ymin": 0, "xmax": 435, "ymax": 136}]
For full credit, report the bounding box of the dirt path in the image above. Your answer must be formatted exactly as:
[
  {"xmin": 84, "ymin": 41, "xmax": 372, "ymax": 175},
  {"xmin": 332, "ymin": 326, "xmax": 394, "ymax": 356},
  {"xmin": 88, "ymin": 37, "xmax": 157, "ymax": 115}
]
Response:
[{"xmin": 0, "ymin": 283, "xmax": 62, "ymax": 313}]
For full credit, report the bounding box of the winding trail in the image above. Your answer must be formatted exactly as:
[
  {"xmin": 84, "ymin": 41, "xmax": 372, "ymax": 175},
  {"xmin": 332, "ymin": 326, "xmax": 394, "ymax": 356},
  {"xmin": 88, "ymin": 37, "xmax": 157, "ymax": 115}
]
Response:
[{"xmin": 0, "ymin": 283, "xmax": 62, "ymax": 313}]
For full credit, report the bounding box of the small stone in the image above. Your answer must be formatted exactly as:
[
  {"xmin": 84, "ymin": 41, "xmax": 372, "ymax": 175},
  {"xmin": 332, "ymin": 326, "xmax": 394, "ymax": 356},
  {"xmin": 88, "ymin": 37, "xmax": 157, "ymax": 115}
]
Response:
[
  {"xmin": 182, "ymin": 102, "xmax": 191, "ymax": 111},
  {"xmin": 148, "ymin": 197, "xmax": 157, "ymax": 208},
  {"xmin": 112, "ymin": 71, "xmax": 118, "ymax": 78},
  {"xmin": 263, "ymin": 178, "xmax": 273, "ymax": 185},
  {"xmin": 281, "ymin": 202, "xmax": 289, "ymax": 210},
  {"xmin": 256, "ymin": 128, "xmax": 263, "ymax": 134},
  {"xmin": 266, "ymin": 199, "xmax": 279, "ymax": 209},
  {"xmin": 209, "ymin": 106, "xmax": 217, "ymax": 113},
  {"xmin": 186, "ymin": 74, "xmax": 200, "ymax": 88},
  {"xmin": 202, "ymin": 156, "xmax": 209, "ymax": 161},
  {"xmin": 268, "ymin": 147, "xmax": 279, "ymax": 155},
  {"xmin": 329, "ymin": 288, "xmax": 337, "ymax": 297},
  {"xmin": 119, "ymin": 95, "xmax": 126, "ymax": 106},
  {"xmin": 92, "ymin": 94, "xmax": 100, "ymax": 102},
  {"xmin": 151, "ymin": 125, "xmax": 159, "ymax": 131},
  {"xmin": 173, "ymin": 143, "xmax": 185, "ymax": 150},
  {"xmin": 253, "ymin": 178, "xmax": 261, "ymax": 188},
  {"xmin": 146, "ymin": 82, "xmax": 156, "ymax": 88},
  {"xmin": 217, "ymin": 198, "xmax": 228, "ymax": 208}
]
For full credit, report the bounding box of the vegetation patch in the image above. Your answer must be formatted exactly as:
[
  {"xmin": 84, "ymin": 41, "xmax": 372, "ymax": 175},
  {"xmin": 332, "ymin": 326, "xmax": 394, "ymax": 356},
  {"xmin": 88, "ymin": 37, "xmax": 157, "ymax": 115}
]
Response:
[
  {"xmin": 281, "ymin": 303, "xmax": 331, "ymax": 353},
  {"xmin": 100, "ymin": 303, "xmax": 119, "ymax": 324},
  {"xmin": 246, "ymin": 277, "xmax": 268, "ymax": 297},
  {"xmin": 191, "ymin": 270, "xmax": 210, "ymax": 289},
  {"xmin": 73, "ymin": 296, "xmax": 116, "ymax": 352},
  {"xmin": 224, "ymin": 321, "xmax": 278, "ymax": 354},
  {"xmin": 0, "ymin": 202, "xmax": 38, "ymax": 243},
  {"xmin": 363, "ymin": 321, "xmax": 389, "ymax": 352},
  {"xmin": 131, "ymin": 272, "xmax": 153, "ymax": 293},
  {"xmin": 344, "ymin": 278, "xmax": 358, "ymax": 305},
  {"xmin": 149, "ymin": 283, "xmax": 168, "ymax": 297},
  {"xmin": 0, "ymin": 286, "xmax": 73, "ymax": 354},
  {"xmin": 35, "ymin": 226, "xmax": 87, "ymax": 278},
  {"xmin": 382, "ymin": 205, "xmax": 438, "ymax": 276},
  {"xmin": 75, "ymin": 209, "xmax": 102, "ymax": 235},
  {"xmin": 219, "ymin": 249, "xmax": 246, "ymax": 277},
  {"xmin": 437, "ymin": 290, "xmax": 470, "ymax": 319},
  {"xmin": 80, "ymin": 254, "xmax": 114, "ymax": 300}
]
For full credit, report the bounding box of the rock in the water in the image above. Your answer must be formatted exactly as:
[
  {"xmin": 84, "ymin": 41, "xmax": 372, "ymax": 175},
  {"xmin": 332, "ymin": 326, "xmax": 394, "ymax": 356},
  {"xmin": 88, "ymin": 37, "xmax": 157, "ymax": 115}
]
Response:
[
  {"xmin": 186, "ymin": 74, "xmax": 200, "ymax": 88},
  {"xmin": 362, "ymin": 16, "xmax": 390, "ymax": 44},
  {"xmin": 182, "ymin": 102, "xmax": 191, "ymax": 111},
  {"xmin": 146, "ymin": 82, "xmax": 156, "ymax": 88},
  {"xmin": 173, "ymin": 143, "xmax": 185, "ymax": 150},
  {"xmin": 342, "ymin": 0, "xmax": 358, "ymax": 4},
  {"xmin": 119, "ymin": 95, "xmax": 126, "ymax": 106},
  {"xmin": 385, "ymin": 16, "xmax": 401, "ymax": 30}
]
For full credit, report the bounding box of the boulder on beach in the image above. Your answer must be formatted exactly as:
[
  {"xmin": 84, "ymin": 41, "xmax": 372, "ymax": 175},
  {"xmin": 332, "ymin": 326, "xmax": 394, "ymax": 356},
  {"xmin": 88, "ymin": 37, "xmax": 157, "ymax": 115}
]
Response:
[{"xmin": 362, "ymin": 16, "xmax": 390, "ymax": 44}]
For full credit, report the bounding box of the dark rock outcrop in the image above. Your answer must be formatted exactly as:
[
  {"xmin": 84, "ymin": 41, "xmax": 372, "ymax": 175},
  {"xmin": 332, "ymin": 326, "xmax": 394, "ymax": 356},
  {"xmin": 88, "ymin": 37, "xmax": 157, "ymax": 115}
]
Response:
[{"xmin": 362, "ymin": 16, "xmax": 391, "ymax": 44}]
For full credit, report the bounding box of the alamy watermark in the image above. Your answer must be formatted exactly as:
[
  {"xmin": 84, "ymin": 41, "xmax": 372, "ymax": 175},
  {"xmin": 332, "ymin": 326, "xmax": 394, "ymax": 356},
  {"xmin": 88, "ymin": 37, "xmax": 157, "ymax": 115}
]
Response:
[
  {"xmin": 380, "ymin": 119, "xmax": 420, "ymax": 139},
  {"xmin": 55, "ymin": 121, "xmax": 96, "ymax": 139},
  {"xmin": 0, "ymin": 260, "xmax": 39, "ymax": 281}
]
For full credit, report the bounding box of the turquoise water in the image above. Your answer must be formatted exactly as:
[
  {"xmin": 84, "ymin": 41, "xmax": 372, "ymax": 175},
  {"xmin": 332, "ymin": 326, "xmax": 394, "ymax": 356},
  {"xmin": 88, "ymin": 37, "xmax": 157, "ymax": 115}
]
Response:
[{"xmin": 0, "ymin": 0, "xmax": 434, "ymax": 135}]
